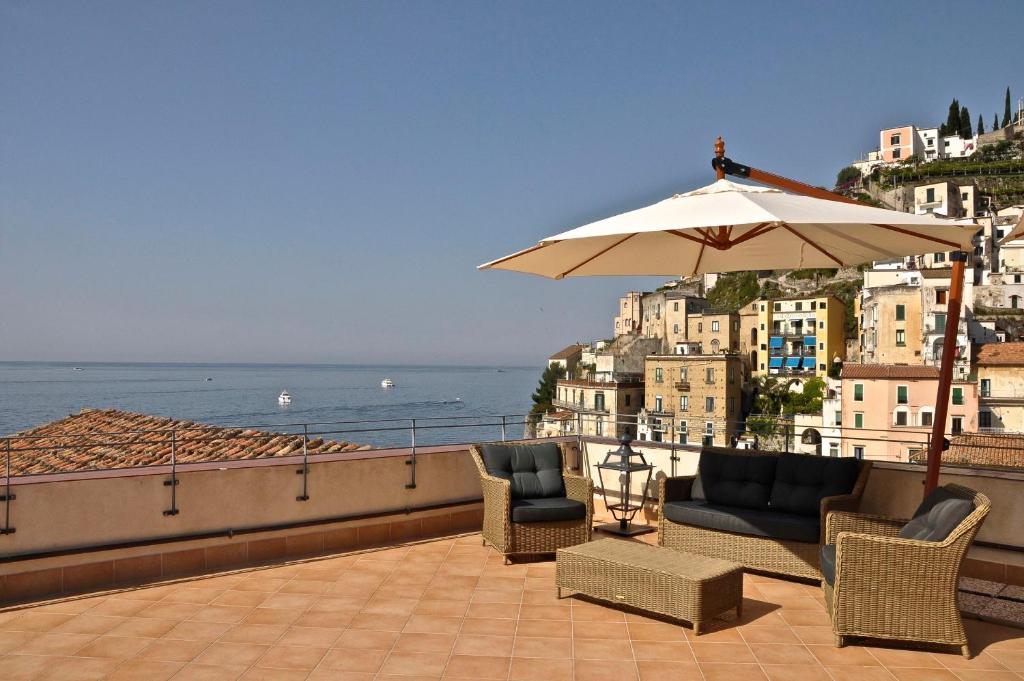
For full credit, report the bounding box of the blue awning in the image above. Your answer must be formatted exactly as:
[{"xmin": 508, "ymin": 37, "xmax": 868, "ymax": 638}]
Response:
[
  {"xmin": 804, "ymin": 336, "xmax": 816, "ymax": 346},
  {"xmin": 803, "ymin": 358, "xmax": 816, "ymax": 369},
  {"xmin": 769, "ymin": 357, "xmax": 783, "ymax": 368},
  {"xmin": 769, "ymin": 336, "xmax": 783, "ymax": 348},
  {"xmin": 785, "ymin": 357, "xmax": 801, "ymax": 368}
]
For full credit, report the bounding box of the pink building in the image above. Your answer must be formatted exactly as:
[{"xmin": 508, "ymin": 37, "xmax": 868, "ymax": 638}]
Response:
[
  {"xmin": 840, "ymin": 364, "xmax": 978, "ymax": 462},
  {"xmin": 879, "ymin": 125, "xmax": 918, "ymax": 163}
]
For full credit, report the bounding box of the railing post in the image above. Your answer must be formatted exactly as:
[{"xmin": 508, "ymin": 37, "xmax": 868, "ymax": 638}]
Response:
[
  {"xmin": 669, "ymin": 417, "xmax": 678, "ymax": 477},
  {"xmin": 1, "ymin": 438, "xmax": 14, "ymax": 535},
  {"xmin": 296, "ymin": 424, "xmax": 310, "ymax": 501},
  {"xmin": 163, "ymin": 430, "xmax": 179, "ymax": 516},
  {"xmin": 405, "ymin": 419, "xmax": 417, "ymax": 489},
  {"xmin": 501, "ymin": 415, "xmax": 507, "ymax": 442}
]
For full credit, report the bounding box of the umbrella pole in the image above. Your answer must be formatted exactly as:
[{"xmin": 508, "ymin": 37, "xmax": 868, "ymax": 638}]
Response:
[{"xmin": 923, "ymin": 252, "xmax": 967, "ymax": 497}]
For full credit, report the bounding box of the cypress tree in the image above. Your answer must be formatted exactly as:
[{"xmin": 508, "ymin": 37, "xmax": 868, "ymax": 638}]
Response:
[
  {"xmin": 947, "ymin": 98, "xmax": 961, "ymax": 135},
  {"xmin": 530, "ymin": 363, "xmax": 565, "ymax": 416},
  {"xmin": 959, "ymin": 106, "xmax": 972, "ymax": 138},
  {"xmin": 994, "ymin": 113, "xmax": 1000, "ymax": 131},
  {"xmin": 978, "ymin": 114, "xmax": 985, "ymax": 135},
  {"xmin": 1003, "ymin": 87, "xmax": 1012, "ymax": 128}
]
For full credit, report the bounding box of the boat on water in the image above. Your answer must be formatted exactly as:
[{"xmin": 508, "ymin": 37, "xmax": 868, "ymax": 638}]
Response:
[
  {"xmin": 278, "ymin": 390, "xmax": 292, "ymax": 405},
  {"xmin": 380, "ymin": 378, "xmax": 395, "ymax": 388},
  {"xmin": 72, "ymin": 367, "xmax": 84, "ymax": 371},
  {"xmin": 205, "ymin": 377, "xmax": 213, "ymax": 381}
]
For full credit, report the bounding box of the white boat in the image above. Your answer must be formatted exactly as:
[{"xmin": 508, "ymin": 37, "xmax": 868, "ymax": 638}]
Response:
[
  {"xmin": 380, "ymin": 378, "xmax": 395, "ymax": 388},
  {"xmin": 278, "ymin": 390, "xmax": 292, "ymax": 405}
]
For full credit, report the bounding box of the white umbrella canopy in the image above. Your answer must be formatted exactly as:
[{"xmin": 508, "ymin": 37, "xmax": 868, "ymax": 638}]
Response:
[
  {"xmin": 479, "ymin": 179, "xmax": 979, "ymax": 278},
  {"xmin": 998, "ymin": 213, "xmax": 1024, "ymax": 245}
]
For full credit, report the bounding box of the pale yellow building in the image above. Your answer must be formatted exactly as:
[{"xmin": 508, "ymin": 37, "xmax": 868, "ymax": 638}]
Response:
[
  {"xmin": 859, "ymin": 286, "xmax": 923, "ymax": 365},
  {"xmin": 613, "ymin": 291, "xmax": 643, "ymax": 336},
  {"xmin": 638, "ymin": 354, "xmax": 743, "ymax": 447},
  {"xmin": 976, "ymin": 343, "xmax": 1024, "ymax": 433},
  {"xmin": 553, "ymin": 378, "xmax": 644, "ymax": 439},
  {"xmin": 754, "ymin": 295, "xmax": 846, "ymax": 378}
]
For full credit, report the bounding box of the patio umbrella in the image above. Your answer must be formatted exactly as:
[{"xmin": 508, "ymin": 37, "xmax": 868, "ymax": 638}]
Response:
[
  {"xmin": 998, "ymin": 213, "xmax": 1024, "ymax": 244},
  {"xmin": 480, "ymin": 138, "xmax": 980, "ymax": 497}
]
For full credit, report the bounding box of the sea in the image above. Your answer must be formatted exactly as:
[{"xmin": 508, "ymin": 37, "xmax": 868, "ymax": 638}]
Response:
[{"xmin": 0, "ymin": 362, "xmax": 540, "ymax": 449}]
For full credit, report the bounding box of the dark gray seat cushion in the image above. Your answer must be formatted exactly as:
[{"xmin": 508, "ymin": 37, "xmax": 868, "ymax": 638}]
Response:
[
  {"xmin": 510, "ymin": 497, "xmax": 587, "ymax": 523},
  {"xmin": 662, "ymin": 500, "xmax": 820, "ymax": 543},
  {"xmin": 480, "ymin": 442, "xmax": 565, "ymax": 499},
  {"xmin": 697, "ymin": 447, "xmax": 778, "ymax": 510},
  {"xmin": 897, "ymin": 487, "xmax": 974, "ymax": 542},
  {"xmin": 820, "ymin": 544, "xmax": 836, "ymax": 586},
  {"xmin": 769, "ymin": 452, "xmax": 861, "ymax": 517}
]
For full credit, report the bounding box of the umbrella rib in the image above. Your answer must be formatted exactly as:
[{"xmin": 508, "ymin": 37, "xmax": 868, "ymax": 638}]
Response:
[
  {"xmin": 691, "ymin": 238, "xmax": 707, "ymax": 276},
  {"xmin": 726, "ymin": 222, "xmax": 777, "ymax": 247},
  {"xmin": 667, "ymin": 229, "xmax": 710, "ymax": 245},
  {"xmin": 479, "ymin": 240, "xmax": 553, "ymax": 269},
  {"xmin": 556, "ymin": 233, "xmax": 636, "ymax": 279},
  {"xmin": 872, "ymin": 224, "xmax": 964, "ymax": 250},
  {"xmin": 781, "ymin": 223, "xmax": 844, "ymax": 266}
]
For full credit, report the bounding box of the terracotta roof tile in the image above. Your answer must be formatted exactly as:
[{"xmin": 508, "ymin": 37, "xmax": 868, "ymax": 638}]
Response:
[
  {"xmin": 841, "ymin": 364, "xmax": 940, "ymax": 380},
  {"xmin": 2, "ymin": 408, "xmax": 371, "ymax": 476},
  {"xmin": 976, "ymin": 342, "xmax": 1024, "ymax": 366},
  {"xmin": 548, "ymin": 344, "xmax": 587, "ymax": 361},
  {"xmin": 910, "ymin": 433, "xmax": 1024, "ymax": 470}
]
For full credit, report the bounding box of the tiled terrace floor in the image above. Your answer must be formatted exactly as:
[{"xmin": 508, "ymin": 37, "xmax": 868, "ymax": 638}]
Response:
[{"xmin": 0, "ymin": 533, "xmax": 1022, "ymax": 681}]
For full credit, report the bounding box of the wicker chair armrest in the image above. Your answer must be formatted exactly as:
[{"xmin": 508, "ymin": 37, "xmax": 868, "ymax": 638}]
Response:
[
  {"xmin": 478, "ymin": 473, "xmax": 511, "ymax": 510},
  {"xmin": 659, "ymin": 476, "xmax": 695, "ymax": 507},
  {"xmin": 825, "ymin": 511, "xmax": 905, "ymax": 544},
  {"xmin": 834, "ymin": 531, "xmax": 960, "ymax": 591},
  {"xmin": 563, "ymin": 474, "xmax": 594, "ymax": 504}
]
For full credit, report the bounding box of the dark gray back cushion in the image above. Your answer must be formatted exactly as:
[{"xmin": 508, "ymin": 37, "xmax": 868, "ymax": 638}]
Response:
[
  {"xmin": 479, "ymin": 442, "xmax": 565, "ymax": 499},
  {"xmin": 898, "ymin": 487, "xmax": 974, "ymax": 542},
  {"xmin": 697, "ymin": 447, "xmax": 778, "ymax": 510},
  {"xmin": 769, "ymin": 453, "xmax": 861, "ymax": 517}
]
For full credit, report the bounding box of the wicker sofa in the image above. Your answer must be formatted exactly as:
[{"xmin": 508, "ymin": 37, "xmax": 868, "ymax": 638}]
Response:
[
  {"xmin": 470, "ymin": 440, "xmax": 593, "ymax": 562},
  {"xmin": 658, "ymin": 447, "xmax": 872, "ymax": 580},
  {"xmin": 823, "ymin": 484, "xmax": 990, "ymax": 657}
]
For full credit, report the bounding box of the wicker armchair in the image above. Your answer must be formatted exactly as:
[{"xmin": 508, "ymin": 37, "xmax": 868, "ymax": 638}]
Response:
[
  {"xmin": 470, "ymin": 440, "xmax": 593, "ymax": 562},
  {"xmin": 823, "ymin": 484, "xmax": 991, "ymax": 657}
]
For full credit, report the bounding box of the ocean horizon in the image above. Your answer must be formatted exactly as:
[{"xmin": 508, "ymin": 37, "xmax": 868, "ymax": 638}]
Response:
[{"xmin": 0, "ymin": 361, "xmax": 541, "ymax": 448}]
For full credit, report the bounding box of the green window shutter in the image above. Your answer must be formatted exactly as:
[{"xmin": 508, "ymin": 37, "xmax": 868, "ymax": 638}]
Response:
[
  {"xmin": 952, "ymin": 387, "xmax": 963, "ymax": 405},
  {"xmin": 895, "ymin": 304, "xmax": 905, "ymax": 321},
  {"xmin": 897, "ymin": 386, "xmax": 908, "ymax": 404},
  {"xmin": 854, "ymin": 384, "xmax": 864, "ymax": 401},
  {"xmin": 854, "ymin": 413, "xmax": 864, "ymax": 429}
]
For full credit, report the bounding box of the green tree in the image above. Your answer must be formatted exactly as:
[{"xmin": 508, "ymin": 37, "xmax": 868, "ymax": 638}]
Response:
[
  {"xmin": 994, "ymin": 113, "xmax": 1000, "ymax": 131},
  {"xmin": 959, "ymin": 105, "xmax": 972, "ymax": 138},
  {"xmin": 978, "ymin": 114, "xmax": 985, "ymax": 135},
  {"xmin": 782, "ymin": 377, "xmax": 825, "ymax": 415},
  {"xmin": 941, "ymin": 98, "xmax": 960, "ymax": 136},
  {"xmin": 1003, "ymin": 87, "xmax": 1012, "ymax": 128},
  {"xmin": 530, "ymin": 363, "xmax": 565, "ymax": 416},
  {"xmin": 751, "ymin": 375, "xmax": 796, "ymax": 415},
  {"xmin": 835, "ymin": 166, "xmax": 860, "ymax": 187}
]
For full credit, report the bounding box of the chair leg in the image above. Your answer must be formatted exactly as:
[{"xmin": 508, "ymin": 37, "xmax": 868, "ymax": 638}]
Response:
[
  {"xmin": 481, "ymin": 537, "xmax": 486, "ymax": 546},
  {"xmin": 834, "ymin": 635, "xmax": 845, "ymax": 648},
  {"xmin": 961, "ymin": 644, "xmax": 971, "ymax": 659}
]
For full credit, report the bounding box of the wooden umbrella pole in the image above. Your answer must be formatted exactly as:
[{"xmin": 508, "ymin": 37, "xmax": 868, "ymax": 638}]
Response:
[{"xmin": 924, "ymin": 253, "xmax": 967, "ymax": 496}]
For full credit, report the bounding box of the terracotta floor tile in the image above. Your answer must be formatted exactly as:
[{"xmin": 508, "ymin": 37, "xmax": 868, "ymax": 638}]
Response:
[
  {"xmin": 139, "ymin": 602, "xmax": 204, "ymax": 620},
  {"xmin": 807, "ymin": 643, "xmax": 882, "ymax": 666},
  {"xmin": 790, "ymin": 625, "xmax": 836, "ymax": 645},
  {"xmin": 219, "ymin": 623, "xmax": 287, "ymax": 644},
  {"xmin": 403, "ymin": 614, "xmax": 463, "ymax": 634},
  {"xmin": 951, "ymin": 671, "xmax": 1022, "ymax": 681},
  {"xmin": 868, "ymin": 647, "xmax": 945, "ymax": 668},
  {"xmin": 212, "ymin": 591, "xmax": 270, "ymax": 608},
  {"xmin": 168, "ymin": 663, "xmax": 248, "ymax": 681},
  {"xmin": 393, "ymin": 632, "xmax": 458, "ymax": 654},
  {"xmin": 163, "ymin": 620, "xmax": 232, "ymax": 642},
  {"xmin": 513, "ymin": 635, "xmax": 573, "ymax": 659},
  {"xmin": 684, "ymin": 622, "xmax": 745, "ymax": 642},
  {"xmin": 332, "ymin": 628, "xmax": 399, "ymax": 650},
  {"xmin": 135, "ymin": 636, "xmax": 210, "ymax": 662},
  {"xmin": 573, "ymin": 658, "xmax": 639, "ymax": 681},
  {"xmin": 54, "ymin": 614, "xmax": 126, "ymax": 635},
  {"xmin": 0, "ymin": 654, "xmax": 56, "ymax": 681},
  {"xmin": 106, "ymin": 659, "xmax": 186, "ymax": 681},
  {"xmin": 627, "ymin": 621, "xmax": 687, "ymax": 641},
  {"xmin": 193, "ymin": 641, "xmax": 270, "ymax": 666},
  {"xmin": 379, "ymin": 650, "xmax": 449, "ymax": 676},
  {"xmin": 19, "ymin": 631, "xmax": 95, "ymax": 655},
  {"xmin": 415, "ymin": 599, "xmax": 470, "ymax": 617},
  {"xmin": 761, "ymin": 663, "xmax": 834, "ymax": 681},
  {"xmin": 778, "ymin": 610, "xmax": 831, "ymax": 627},
  {"xmin": 88, "ymin": 598, "xmax": 154, "ymax": 617},
  {"xmin": 258, "ymin": 593, "xmax": 318, "ymax": 611},
  {"xmin": 509, "ymin": 656, "xmax": 573, "ymax": 681},
  {"xmin": 0, "ymin": 630, "xmax": 40, "ymax": 653},
  {"xmin": 35, "ymin": 655, "xmax": 121, "ymax": 681},
  {"xmin": 572, "ymin": 621, "xmax": 629, "ymax": 639},
  {"xmin": 740, "ymin": 625, "xmax": 801, "ymax": 644},
  {"xmin": 987, "ymin": 650, "xmax": 1024, "ymax": 671},
  {"xmin": 164, "ymin": 587, "xmax": 221, "ymax": 604},
  {"xmin": 699, "ymin": 662, "xmax": 768, "ymax": 681},
  {"xmin": 107, "ymin": 616, "xmax": 179, "ymax": 638},
  {"xmin": 466, "ymin": 601, "xmax": 520, "ymax": 619},
  {"xmin": 318, "ymin": 646, "xmax": 387, "ymax": 672},
  {"xmin": 4, "ymin": 612, "xmax": 74, "ymax": 632},
  {"xmin": 691, "ymin": 641, "xmax": 757, "ymax": 664},
  {"xmin": 452, "ymin": 633, "xmax": 513, "ymax": 656},
  {"xmin": 936, "ymin": 650, "xmax": 1011, "ymax": 670},
  {"xmin": 238, "ymin": 668, "xmax": 310, "ymax": 681},
  {"xmin": 443, "ymin": 653, "xmax": 510, "ymax": 679},
  {"xmin": 573, "ymin": 636, "xmax": 634, "ymax": 660},
  {"xmin": 76, "ymin": 634, "xmax": 152, "ymax": 659},
  {"xmin": 636, "ymin": 660, "xmax": 703, "ymax": 681},
  {"xmin": 516, "ymin": 618, "xmax": 573, "ymax": 638},
  {"xmin": 348, "ymin": 612, "xmax": 409, "ymax": 631},
  {"xmin": 631, "ymin": 640, "xmax": 695, "ymax": 662},
  {"xmin": 292, "ymin": 611, "xmax": 356, "ymax": 629},
  {"xmin": 888, "ymin": 668, "xmax": 959, "ymax": 680},
  {"xmin": 255, "ymin": 643, "xmax": 327, "ymax": 669},
  {"xmin": 519, "ymin": 605, "xmax": 571, "ymax": 621},
  {"xmin": 571, "ymin": 604, "xmax": 627, "ymax": 622},
  {"xmin": 749, "ymin": 642, "xmax": 818, "ymax": 665},
  {"xmin": 460, "ymin": 617, "xmax": 518, "ymax": 637},
  {"xmin": 275, "ymin": 625, "xmax": 341, "ymax": 647},
  {"xmin": 824, "ymin": 667, "xmax": 902, "ymax": 681}
]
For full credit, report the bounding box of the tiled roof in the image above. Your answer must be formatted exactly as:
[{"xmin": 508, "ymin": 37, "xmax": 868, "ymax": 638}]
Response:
[
  {"xmin": 548, "ymin": 344, "xmax": 586, "ymax": 360},
  {"xmin": 544, "ymin": 411, "xmax": 574, "ymax": 421},
  {"xmin": 4, "ymin": 408, "xmax": 370, "ymax": 476},
  {"xmin": 976, "ymin": 342, "xmax": 1024, "ymax": 366},
  {"xmin": 841, "ymin": 364, "xmax": 940, "ymax": 379},
  {"xmin": 919, "ymin": 268, "xmax": 953, "ymax": 279},
  {"xmin": 911, "ymin": 433, "xmax": 1024, "ymax": 470}
]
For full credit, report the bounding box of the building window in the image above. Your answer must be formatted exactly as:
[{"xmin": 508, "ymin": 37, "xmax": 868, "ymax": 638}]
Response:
[
  {"xmin": 774, "ymin": 302, "xmax": 781, "ymax": 311},
  {"xmin": 1012, "ymin": 295, "xmax": 1021, "ymax": 309},
  {"xmin": 895, "ymin": 304, "xmax": 905, "ymax": 321},
  {"xmin": 853, "ymin": 446, "xmax": 865, "ymax": 459},
  {"xmin": 854, "ymin": 383, "xmax": 864, "ymax": 401},
  {"xmin": 934, "ymin": 313, "xmax": 946, "ymax": 333},
  {"xmin": 854, "ymin": 413, "xmax": 864, "ymax": 429},
  {"xmin": 890, "ymin": 134, "xmax": 900, "ymax": 145},
  {"xmin": 980, "ymin": 379, "xmax": 991, "ymax": 397},
  {"xmin": 896, "ymin": 330, "xmax": 906, "ymax": 346},
  {"xmin": 728, "ymin": 397, "xmax": 734, "ymax": 415},
  {"xmin": 895, "ymin": 410, "xmax": 908, "ymax": 426},
  {"xmin": 673, "ymin": 302, "xmax": 679, "ymax": 312},
  {"xmin": 703, "ymin": 422, "xmax": 714, "ymax": 447},
  {"xmin": 624, "ymin": 394, "xmax": 631, "ymax": 407},
  {"xmin": 829, "ymin": 443, "xmax": 839, "ymax": 457},
  {"xmin": 706, "ymin": 367, "xmax": 715, "ymax": 383},
  {"xmin": 654, "ymin": 396, "xmax": 663, "ymax": 412},
  {"xmin": 655, "ymin": 367, "xmax": 663, "ymax": 383},
  {"xmin": 595, "ymin": 392, "xmax": 605, "ymax": 411},
  {"xmin": 678, "ymin": 421, "xmax": 688, "ymax": 444},
  {"xmin": 705, "ymin": 397, "xmax": 715, "ymax": 412},
  {"xmin": 897, "ymin": 385, "xmax": 908, "ymax": 404},
  {"xmin": 698, "ymin": 322, "xmax": 703, "ymax": 333},
  {"xmin": 921, "ymin": 410, "xmax": 933, "ymax": 427},
  {"xmin": 595, "ymin": 417, "xmax": 604, "ymax": 437},
  {"xmin": 979, "ymin": 411, "xmax": 992, "ymax": 428},
  {"xmin": 951, "ymin": 416, "xmax": 963, "ymax": 435},
  {"xmin": 711, "ymin": 320, "xmax": 720, "ymax": 332},
  {"xmin": 680, "ymin": 367, "xmax": 688, "ymax": 381},
  {"xmin": 673, "ymin": 324, "xmax": 679, "ymax": 333},
  {"xmin": 936, "ymin": 288, "xmax": 947, "ymax": 303},
  {"xmin": 926, "ymin": 187, "xmax": 935, "ymax": 203},
  {"xmin": 952, "ymin": 387, "xmax": 964, "ymax": 405},
  {"xmin": 893, "ymin": 148, "xmax": 902, "ymax": 159},
  {"xmin": 680, "ymin": 395, "xmax": 689, "ymax": 411}
]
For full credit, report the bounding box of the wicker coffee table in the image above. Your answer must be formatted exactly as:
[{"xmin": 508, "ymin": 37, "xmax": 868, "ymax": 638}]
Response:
[{"xmin": 556, "ymin": 539, "xmax": 743, "ymax": 635}]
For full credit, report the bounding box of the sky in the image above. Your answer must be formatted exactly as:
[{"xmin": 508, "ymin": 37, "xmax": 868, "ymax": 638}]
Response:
[{"xmin": 1, "ymin": 1, "xmax": 1021, "ymax": 366}]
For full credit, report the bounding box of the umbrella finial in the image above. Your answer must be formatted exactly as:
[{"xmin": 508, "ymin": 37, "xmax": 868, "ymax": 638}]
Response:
[{"xmin": 714, "ymin": 136, "xmax": 726, "ymax": 180}]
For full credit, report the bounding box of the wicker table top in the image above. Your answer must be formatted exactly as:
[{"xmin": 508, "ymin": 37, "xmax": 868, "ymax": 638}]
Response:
[{"xmin": 559, "ymin": 538, "xmax": 741, "ymax": 581}]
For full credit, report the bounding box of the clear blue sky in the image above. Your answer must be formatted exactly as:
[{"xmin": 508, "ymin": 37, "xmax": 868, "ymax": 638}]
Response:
[{"xmin": 2, "ymin": 1, "xmax": 1021, "ymax": 366}]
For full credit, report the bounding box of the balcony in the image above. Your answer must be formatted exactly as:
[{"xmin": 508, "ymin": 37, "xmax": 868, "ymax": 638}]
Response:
[{"xmin": 674, "ymin": 380, "xmax": 691, "ymax": 391}]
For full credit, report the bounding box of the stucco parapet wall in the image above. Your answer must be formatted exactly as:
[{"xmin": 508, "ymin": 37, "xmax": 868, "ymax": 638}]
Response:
[
  {"xmin": 556, "ymin": 379, "xmax": 642, "ymax": 388},
  {"xmin": 870, "ymin": 459, "xmax": 1024, "ymax": 483}
]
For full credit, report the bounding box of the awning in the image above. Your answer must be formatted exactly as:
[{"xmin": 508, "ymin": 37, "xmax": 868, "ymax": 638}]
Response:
[
  {"xmin": 802, "ymin": 357, "xmax": 816, "ymax": 369},
  {"xmin": 769, "ymin": 357, "xmax": 783, "ymax": 368},
  {"xmin": 785, "ymin": 357, "xmax": 801, "ymax": 368},
  {"xmin": 769, "ymin": 336, "xmax": 783, "ymax": 348},
  {"xmin": 804, "ymin": 336, "xmax": 816, "ymax": 346}
]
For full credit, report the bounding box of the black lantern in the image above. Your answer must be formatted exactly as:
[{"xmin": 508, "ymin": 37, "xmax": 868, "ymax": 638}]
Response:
[{"xmin": 595, "ymin": 434, "xmax": 655, "ymax": 536}]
